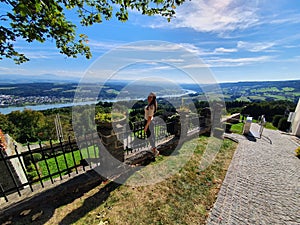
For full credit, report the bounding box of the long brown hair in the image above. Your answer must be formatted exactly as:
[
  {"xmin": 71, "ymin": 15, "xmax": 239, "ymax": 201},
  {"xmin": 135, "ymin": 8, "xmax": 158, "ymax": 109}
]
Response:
[{"xmin": 147, "ymin": 92, "xmax": 157, "ymax": 113}]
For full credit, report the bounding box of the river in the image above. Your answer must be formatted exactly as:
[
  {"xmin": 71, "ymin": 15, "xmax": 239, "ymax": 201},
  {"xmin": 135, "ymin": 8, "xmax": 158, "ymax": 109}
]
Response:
[
  {"xmin": 0, "ymin": 89, "xmax": 197, "ymax": 115},
  {"xmin": 0, "ymin": 101, "xmax": 98, "ymax": 115}
]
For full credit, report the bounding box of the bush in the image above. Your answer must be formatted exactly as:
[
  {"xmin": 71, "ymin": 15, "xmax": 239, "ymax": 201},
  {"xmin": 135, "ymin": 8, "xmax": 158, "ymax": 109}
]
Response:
[
  {"xmin": 95, "ymin": 112, "xmax": 125, "ymax": 123},
  {"xmin": 27, "ymin": 170, "xmax": 38, "ymax": 180},
  {"xmin": 272, "ymin": 115, "xmax": 283, "ymax": 128},
  {"xmin": 277, "ymin": 117, "xmax": 290, "ymax": 132},
  {"xmin": 23, "ymin": 154, "xmax": 32, "ymax": 165},
  {"xmin": 26, "ymin": 162, "xmax": 39, "ymax": 181},
  {"xmin": 32, "ymin": 153, "xmax": 42, "ymax": 162},
  {"xmin": 23, "ymin": 153, "xmax": 42, "ymax": 165},
  {"xmin": 295, "ymin": 147, "xmax": 300, "ymax": 158}
]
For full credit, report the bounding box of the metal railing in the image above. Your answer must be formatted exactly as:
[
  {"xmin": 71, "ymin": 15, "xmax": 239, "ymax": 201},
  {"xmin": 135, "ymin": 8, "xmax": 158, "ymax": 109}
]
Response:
[{"xmin": 0, "ymin": 114, "xmax": 203, "ymax": 202}]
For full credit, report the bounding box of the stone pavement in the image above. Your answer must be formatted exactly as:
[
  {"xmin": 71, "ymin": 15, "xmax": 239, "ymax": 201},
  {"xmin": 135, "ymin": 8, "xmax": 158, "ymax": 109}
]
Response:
[{"xmin": 207, "ymin": 123, "xmax": 300, "ymax": 225}]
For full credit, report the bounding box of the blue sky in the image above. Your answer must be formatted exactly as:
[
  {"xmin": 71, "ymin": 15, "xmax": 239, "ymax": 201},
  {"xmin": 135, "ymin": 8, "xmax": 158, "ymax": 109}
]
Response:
[{"xmin": 1, "ymin": 0, "xmax": 300, "ymax": 84}]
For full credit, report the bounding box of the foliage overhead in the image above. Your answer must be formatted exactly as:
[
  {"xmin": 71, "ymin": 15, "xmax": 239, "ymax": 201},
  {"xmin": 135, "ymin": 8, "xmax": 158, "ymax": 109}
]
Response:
[{"xmin": 0, "ymin": 0, "xmax": 186, "ymax": 64}]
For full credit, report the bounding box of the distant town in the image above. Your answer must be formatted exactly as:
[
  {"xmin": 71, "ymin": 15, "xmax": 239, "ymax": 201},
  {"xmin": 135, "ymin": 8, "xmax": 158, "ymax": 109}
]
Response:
[
  {"xmin": 0, "ymin": 79, "xmax": 300, "ymax": 110},
  {"xmin": 0, "ymin": 95, "xmax": 72, "ymax": 107}
]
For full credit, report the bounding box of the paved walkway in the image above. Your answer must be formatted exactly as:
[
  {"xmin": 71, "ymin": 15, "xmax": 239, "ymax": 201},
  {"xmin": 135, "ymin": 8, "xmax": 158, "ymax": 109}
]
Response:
[{"xmin": 207, "ymin": 123, "xmax": 300, "ymax": 225}]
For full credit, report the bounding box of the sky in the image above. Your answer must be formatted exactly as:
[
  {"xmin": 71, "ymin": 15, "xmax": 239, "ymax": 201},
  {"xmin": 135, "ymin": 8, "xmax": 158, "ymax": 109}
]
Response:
[{"xmin": 1, "ymin": 0, "xmax": 300, "ymax": 84}]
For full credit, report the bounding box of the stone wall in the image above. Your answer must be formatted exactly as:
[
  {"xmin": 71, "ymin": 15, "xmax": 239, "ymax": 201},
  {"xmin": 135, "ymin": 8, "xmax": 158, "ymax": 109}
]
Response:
[{"xmin": 0, "ymin": 134, "xmax": 28, "ymax": 194}]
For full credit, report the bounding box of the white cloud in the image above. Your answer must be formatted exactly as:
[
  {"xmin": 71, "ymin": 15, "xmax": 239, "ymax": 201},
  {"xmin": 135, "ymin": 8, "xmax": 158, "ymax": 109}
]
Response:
[
  {"xmin": 0, "ymin": 66, "xmax": 26, "ymax": 74},
  {"xmin": 152, "ymin": 0, "xmax": 260, "ymax": 33},
  {"xmin": 160, "ymin": 58, "xmax": 185, "ymax": 63},
  {"xmin": 237, "ymin": 41, "xmax": 276, "ymax": 52},
  {"xmin": 116, "ymin": 42, "xmax": 199, "ymax": 53},
  {"xmin": 88, "ymin": 40, "xmax": 124, "ymax": 52},
  {"xmin": 206, "ymin": 55, "xmax": 274, "ymax": 67},
  {"xmin": 214, "ymin": 47, "xmax": 238, "ymax": 53},
  {"xmin": 268, "ymin": 13, "xmax": 300, "ymax": 25},
  {"xmin": 179, "ymin": 43, "xmax": 202, "ymax": 54}
]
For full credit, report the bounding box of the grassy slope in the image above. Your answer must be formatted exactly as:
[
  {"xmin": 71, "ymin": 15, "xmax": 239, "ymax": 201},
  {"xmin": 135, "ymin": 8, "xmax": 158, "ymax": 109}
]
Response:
[{"xmin": 54, "ymin": 136, "xmax": 237, "ymax": 225}]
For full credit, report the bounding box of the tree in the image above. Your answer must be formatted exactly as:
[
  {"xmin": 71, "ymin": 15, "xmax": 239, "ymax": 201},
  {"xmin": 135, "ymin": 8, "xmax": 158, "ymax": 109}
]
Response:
[
  {"xmin": 7, "ymin": 109, "xmax": 46, "ymax": 142},
  {"xmin": 0, "ymin": 0, "xmax": 186, "ymax": 64},
  {"xmin": 277, "ymin": 117, "xmax": 290, "ymax": 132},
  {"xmin": 272, "ymin": 114, "xmax": 283, "ymax": 128},
  {"xmin": 0, "ymin": 113, "xmax": 15, "ymax": 133}
]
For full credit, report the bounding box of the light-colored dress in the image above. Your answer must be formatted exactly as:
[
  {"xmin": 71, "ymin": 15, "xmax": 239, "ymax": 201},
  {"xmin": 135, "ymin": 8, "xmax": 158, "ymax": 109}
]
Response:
[{"xmin": 144, "ymin": 104, "xmax": 155, "ymax": 120}]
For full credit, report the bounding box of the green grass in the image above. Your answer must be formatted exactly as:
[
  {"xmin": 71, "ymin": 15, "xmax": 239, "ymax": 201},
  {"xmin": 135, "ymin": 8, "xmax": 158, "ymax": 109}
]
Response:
[
  {"xmin": 250, "ymin": 87, "xmax": 280, "ymax": 93},
  {"xmin": 282, "ymin": 87, "xmax": 294, "ymax": 92},
  {"xmin": 248, "ymin": 96, "xmax": 266, "ymax": 101},
  {"xmin": 236, "ymin": 96, "xmax": 251, "ymax": 102},
  {"xmin": 265, "ymin": 122, "xmax": 277, "ymax": 130},
  {"xmin": 263, "ymin": 94, "xmax": 287, "ymax": 100},
  {"xmin": 38, "ymin": 146, "xmax": 99, "ymax": 179},
  {"xmin": 230, "ymin": 123, "xmax": 244, "ymax": 134},
  {"xmin": 71, "ymin": 136, "xmax": 237, "ymax": 225},
  {"xmin": 229, "ymin": 121, "xmax": 277, "ymax": 134}
]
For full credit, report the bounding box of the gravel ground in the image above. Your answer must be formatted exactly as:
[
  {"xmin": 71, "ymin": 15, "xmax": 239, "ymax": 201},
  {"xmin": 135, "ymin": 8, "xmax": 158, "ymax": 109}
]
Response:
[{"xmin": 207, "ymin": 123, "xmax": 300, "ymax": 225}]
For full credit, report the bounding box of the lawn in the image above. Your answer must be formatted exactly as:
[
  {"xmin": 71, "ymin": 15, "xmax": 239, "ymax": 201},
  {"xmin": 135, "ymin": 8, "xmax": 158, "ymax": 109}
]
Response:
[
  {"xmin": 38, "ymin": 146, "xmax": 99, "ymax": 179},
  {"xmin": 44, "ymin": 136, "xmax": 237, "ymax": 225},
  {"xmin": 230, "ymin": 122, "xmax": 244, "ymax": 134},
  {"xmin": 229, "ymin": 121, "xmax": 277, "ymax": 135}
]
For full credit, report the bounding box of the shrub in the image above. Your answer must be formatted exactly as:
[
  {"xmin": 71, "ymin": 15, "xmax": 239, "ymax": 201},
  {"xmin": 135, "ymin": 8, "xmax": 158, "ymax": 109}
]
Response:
[
  {"xmin": 272, "ymin": 115, "xmax": 283, "ymax": 128},
  {"xmin": 32, "ymin": 153, "xmax": 42, "ymax": 162},
  {"xmin": 277, "ymin": 117, "xmax": 290, "ymax": 132},
  {"xmin": 26, "ymin": 162, "xmax": 39, "ymax": 181},
  {"xmin": 23, "ymin": 153, "xmax": 42, "ymax": 165},
  {"xmin": 23, "ymin": 154, "xmax": 32, "ymax": 165},
  {"xmin": 295, "ymin": 147, "xmax": 300, "ymax": 158},
  {"xmin": 27, "ymin": 170, "xmax": 38, "ymax": 180},
  {"xmin": 95, "ymin": 112, "xmax": 125, "ymax": 123}
]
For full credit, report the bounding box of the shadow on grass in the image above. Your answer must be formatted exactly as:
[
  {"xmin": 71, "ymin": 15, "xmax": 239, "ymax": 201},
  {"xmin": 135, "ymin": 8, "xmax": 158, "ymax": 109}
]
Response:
[
  {"xmin": 0, "ymin": 167, "xmax": 138, "ymax": 225},
  {"xmin": 59, "ymin": 180, "xmax": 122, "ymax": 225},
  {"xmin": 0, "ymin": 170, "xmax": 105, "ymax": 225}
]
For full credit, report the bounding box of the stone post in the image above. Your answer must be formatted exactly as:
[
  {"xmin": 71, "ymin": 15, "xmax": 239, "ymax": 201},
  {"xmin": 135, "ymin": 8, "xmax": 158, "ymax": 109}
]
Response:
[{"xmin": 97, "ymin": 120, "xmax": 125, "ymax": 163}]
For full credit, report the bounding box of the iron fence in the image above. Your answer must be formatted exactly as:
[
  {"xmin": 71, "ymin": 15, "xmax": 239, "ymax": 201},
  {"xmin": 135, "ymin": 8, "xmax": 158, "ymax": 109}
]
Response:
[{"xmin": 0, "ymin": 115, "xmax": 202, "ymax": 202}]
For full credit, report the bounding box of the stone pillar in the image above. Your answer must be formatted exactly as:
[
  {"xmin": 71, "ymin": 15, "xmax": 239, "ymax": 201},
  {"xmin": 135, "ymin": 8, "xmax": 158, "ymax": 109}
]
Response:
[{"xmin": 97, "ymin": 121, "xmax": 124, "ymax": 163}]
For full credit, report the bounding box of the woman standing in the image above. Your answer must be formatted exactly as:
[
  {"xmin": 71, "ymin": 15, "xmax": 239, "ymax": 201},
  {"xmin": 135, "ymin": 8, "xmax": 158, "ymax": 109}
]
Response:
[{"xmin": 144, "ymin": 92, "xmax": 159, "ymax": 156}]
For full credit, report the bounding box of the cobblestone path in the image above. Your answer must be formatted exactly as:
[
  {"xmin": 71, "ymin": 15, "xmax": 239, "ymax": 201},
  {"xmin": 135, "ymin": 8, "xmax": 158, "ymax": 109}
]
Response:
[{"xmin": 207, "ymin": 123, "xmax": 300, "ymax": 225}]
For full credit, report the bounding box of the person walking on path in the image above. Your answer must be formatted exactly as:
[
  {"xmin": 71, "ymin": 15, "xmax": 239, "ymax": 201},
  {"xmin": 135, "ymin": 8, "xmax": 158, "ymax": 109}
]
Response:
[{"xmin": 144, "ymin": 92, "xmax": 159, "ymax": 156}]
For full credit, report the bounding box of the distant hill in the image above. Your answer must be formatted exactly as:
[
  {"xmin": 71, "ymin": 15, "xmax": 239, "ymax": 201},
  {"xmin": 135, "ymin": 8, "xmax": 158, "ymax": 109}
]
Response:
[
  {"xmin": 0, "ymin": 77, "xmax": 299, "ymax": 103},
  {"xmin": 0, "ymin": 74, "xmax": 80, "ymax": 84},
  {"xmin": 181, "ymin": 80, "xmax": 300, "ymax": 103},
  {"xmin": 219, "ymin": 80, "xmax": 300, "ymax": 103}
]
